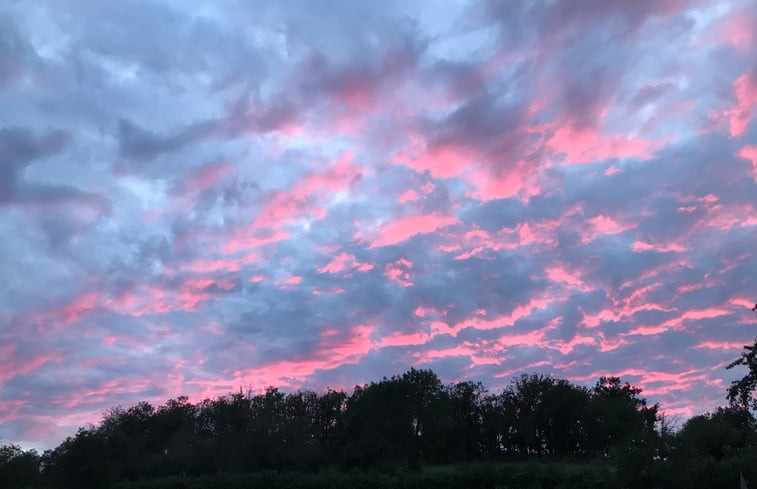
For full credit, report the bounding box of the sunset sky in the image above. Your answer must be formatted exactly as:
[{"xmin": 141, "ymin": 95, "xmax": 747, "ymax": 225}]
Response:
[{"xmin": 2, "ymin": 0, "xmax": 757, "ymax": 449}]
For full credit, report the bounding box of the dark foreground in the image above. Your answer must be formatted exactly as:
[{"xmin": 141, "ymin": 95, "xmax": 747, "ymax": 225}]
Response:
[{"xmin": 109, "ymin": 459, "xmax": 755, "ymax": 489}]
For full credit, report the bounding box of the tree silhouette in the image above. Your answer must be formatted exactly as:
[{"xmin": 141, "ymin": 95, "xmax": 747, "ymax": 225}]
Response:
[
  {"xmin": 1, "ymin": 366, "xmax": 754, "ymax": 489},
  {"xmin": 725, "ymin": 303, "xmax": 757, "ymax": 410},
  {"xmin": 677, "ymin": 407, "xmax": 756, "ymax": 461},
  {"xmin": 0, "ymin": 443, "xmax": 41, "ymax": 488},
  {"xmin": 446, "ymin": 380, "xmax": 486, "ymax": 460}
]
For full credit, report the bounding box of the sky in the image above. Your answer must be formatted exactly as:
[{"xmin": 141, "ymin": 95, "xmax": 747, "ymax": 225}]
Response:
[{"xmin": 1, "ymin": 0, "xmax": 756, "ymax": 450}]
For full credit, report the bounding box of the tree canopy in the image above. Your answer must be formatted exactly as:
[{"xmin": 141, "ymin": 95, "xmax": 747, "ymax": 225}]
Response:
[
  {"xmin": 2, "ymin": 366, "xmax": 756, "ymax": 489},
  {"xmin": 725, "ymin": 303, "xmax": 757, "ymax": 410}
]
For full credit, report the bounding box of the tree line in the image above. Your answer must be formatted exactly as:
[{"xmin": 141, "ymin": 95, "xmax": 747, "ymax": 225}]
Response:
[
  {"xmin": 2, "ymin": 365, "xmax": 756, "ymax": 489},
  {"xmin": 2, "ymin": 303, "xmax": 756, "ymax": 489}
]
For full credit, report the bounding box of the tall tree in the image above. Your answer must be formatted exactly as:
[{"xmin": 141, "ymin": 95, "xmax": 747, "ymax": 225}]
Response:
[
  {"xmin": 401, "ymin": 368, "xmax": 448, "ymax": 467},
  {"xmin": 586, "ymin": 377, "xmax": 659, "ymax": 457},
  {"xmin": 0, "ymin": 443, "xmax": 41, "ymax": 488},
  {"xmin": 343, "ymin": 375, "xmax": 411, "ymax": 468},
  {"xmin": 726, "ymin": 303, "xmax": 757, "ymax": 410},
  {"xmin": 447, "ymin": 381, "xmax": 486, "ymax": 460},
  {"xmin": 677, "ymin": 407, "xmax": 756, "ymax": 461}
]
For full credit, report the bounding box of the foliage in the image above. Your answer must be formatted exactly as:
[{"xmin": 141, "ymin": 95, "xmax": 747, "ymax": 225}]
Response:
[
  {"xmin": 1, "ymin": 366, "xmax": 756, "ymax": 489},
  {"xmin": 0, "ymin": 443, "xmax": 41, "ymax": 489},
  {"xmin": 107, "ymin": 462, "xmax": 620, "ymax": 489},
  {"xmin": 726, "ymin": 304, "xmax": 757, "ymax": 410}
]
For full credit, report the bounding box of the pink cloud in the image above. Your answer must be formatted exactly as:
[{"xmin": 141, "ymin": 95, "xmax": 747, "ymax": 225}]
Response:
[
  {"xmin": 548, "ymin": 125, "xmax": 662, "ymax": 164},
  {"xmin": 393, "ymin": 136, "xmax": 475, "ymax": 178},
  {"xmin": 679, "ymin": 308, "xmax": 731, "ymax": 321},
  {"xmin": 469, "ymin": 355, "xmax": 500, "ymax": 367},
  {"xmin": 495, "ymin": 330, "xmax": 548, "ymax": 348},
  {"xmin": 672, "ymin": 193, "xmax": 720, "ymax": 216},
  {"xmin": 0, "ymin": 346, "xmax": 61, "ymax": 385},
  {"xmin": 451, "ymin": 228, "xmax": 512, "ymax": 259},
  {"xmin": 454, "ymin": 246, "xmax": 489, "ymax": 261},
  {"xmin": 581, "ymin": 214, "xmax": 636, "ymax": 243},
  {"xmin": 109, "ymin": 277, "xmax": 238, "ymax": 317},
  {"xmin": 60, "ymin": 293, "xmax": 98, "ymax": 325},
  {"xmin": 675, "ymin": 282, "xmax": 703, "ymax": 295},
  {"xmin": 738, "ymin": 145, "xmax": 757, "ymax": 183},
  {"xmin": 570, "ymin": 367, "xmax": 703, "ymax": 387},
  {"xmin": 369, "ymin": 213, "xmax": 458, "ymax": 248},
  {"xmin": 664, "ymin": 406, "xmax": 694, "ymax": 418},
  {"xmin": 416, "ymin": 344, "xmax": 477, "ymax": 363},
  {"xmin": 449, "ymin": 214, "xmax": 575, "ymax": 259},
  {"xmin": 464, "ymin": 160, "xmax": 542, "ymax": 202},
  {"xmin": 514, "ymin": 210, "xmax": 579, "ymax": 246},
  {"xmin": 464, "ymin": 221, "xmax": 555, "ymax": 255},
  {"xmin": 318, "ymin": 325, "xmax": 375, "ymax": 361},
  {"xmin": 102, "ymin": 335, "xmax": 145, "ymax": 349},
  {"xmin": 696, "ymin": 202, "xmax": 757, "ymax": 230},
  {"xmin": 180, "ymin": 251, "xmax": 261, "ymax": 274},
  {"xmin": 694, "ymin": 340, "xmax": 747, "ymax": 350},
  {"xmin": 625, "ymin": 307, "xmax": 732, "ymax": 336},
  {"xmin": 377, "ymin": 330, "xmax": 432, "ymax": 348},
  {"xmin": 724, "ymin": 72, "xmax": 757, "ymax": 138},
  {"xmin": 580, "ymin": 301, "xmax": 672, "ymax": 329},
  {"xmin": 178, "ymin": 161, "xmax": 235, "ymax": 195},
  {"xmin": 432, "ymin": 297, "xmax": 551, "ymax": 337},
  {"xmin": 226, "ymin": 151, "xmax": 361, "ymax": 253},
  {"xmin": 312, "ymin": 287, "xmax": 346, "ymax": 295},
  {"xmin": 413, "ymin": 305, "xmax": 445, "ymax": 318},
  {"xmin": 631, "ymin": 240, "xmax": 687, "ymax": 253},
  {"xmin": 273, "ymin": 274, "xmax": 303, "ymax": 290},
  {"xmin": 729, "ymin": 297, "xmax": 756, "ymax": 310},
  {"xmin": 494, "ymin": 360, "xmax": 552, "ymax": 379},
  {"xmin": 398, "ymin": 188, "xmax": 419, "ymax": 203},
  {"xmin": 50, "ymin": 376, "xmax": 159, "ymax": 410},
  {"xmin": 545, "ymin": 264, "xmax": 594, "ymax": 292},
  {"xmin": 317, "ymin": 252, "xmax": 354, "ymax": 274},
  {"xmin": 0, "ymin": 400, "xmax": 27, "ymax": 424},
  {"xmin": 576, "ymin": 368, "xmax": 717, "ymax": 398},
  {"xmin": 176, "ymin": 277, "xmax": 237, "ymax": 310},
  {"xmin": 335, "ymin": 82, "xmax": 373, "ymax": 112},
  {"xmin": 222, "ymin": 230, "xmax": 291, "ymax": 256},
  {"xmin": 618, "ymin": 281, "xmax": 665, "ymax": 307},
  {"xmin": 25, "ymin": 292, "xmax": 100, "ymax": 332},
  {"xmin": 596, "ymin": 332, "xmax": 629, "ymax": 352},
  {"xmin": 317, "ymin": 252, "xmax": 374, "ymax": 274},
  {"xmin": 711, "ymin": 7, "xmax": 757, "ymax": 52},
  {"xmin": 384, "ymin": 258, "xmax": 414, "ymax": 287},
  {"xmin": 126, "ymin": 286, "xmax": 174, "ymax": 316},
  {"xmin": 231, "ymin": 325, "xmax": 375, "ymax": 388}
]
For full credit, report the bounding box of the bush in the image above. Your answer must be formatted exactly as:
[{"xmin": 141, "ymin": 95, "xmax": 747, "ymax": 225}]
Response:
[{"xmin": 110, "ymin": 461, "xmax": 619, "ymax": 489}]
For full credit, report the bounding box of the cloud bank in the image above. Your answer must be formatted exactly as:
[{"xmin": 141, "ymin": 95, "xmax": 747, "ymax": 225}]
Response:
[{"xmin": 0, "ymin": 0, "xmax": 756, "ymax": 448}]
